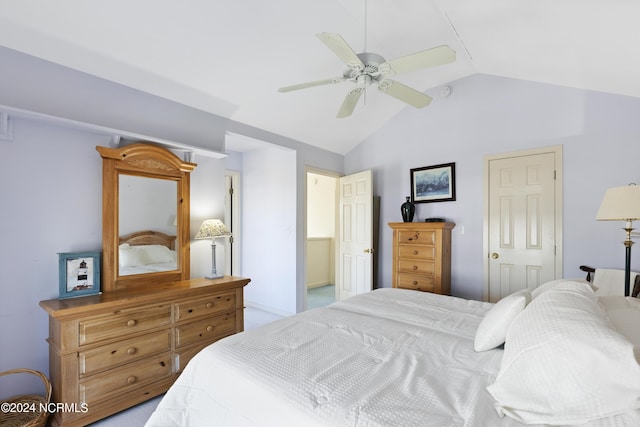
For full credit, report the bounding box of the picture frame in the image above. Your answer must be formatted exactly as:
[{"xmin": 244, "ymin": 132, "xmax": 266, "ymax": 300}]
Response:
[
  {"xmin": 58, "ymin": 251, "xmax": 101, "ymax": 299},
  {"xmin": 410, "ymin": 162, "xmax": 456, "ymax": 203}
]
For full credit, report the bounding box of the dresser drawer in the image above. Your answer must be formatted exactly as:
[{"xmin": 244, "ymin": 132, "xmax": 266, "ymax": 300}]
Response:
[
  {"xmin": 175, "ymin": 312, "xmax": 236, "ymax": 349},
  {"xmin": 397, "ymin": 274, "xmax": 435, "ymax": 292},
  {"xmin": 397, "ymin": 230, "xmax": 435, "ymax": 245},
  {"xmin": 79, "ymin": 304, "xmax": 172, "ymax": 346},
  {"xmin": 79, "ymin": 352, "xmax": 172, "ymax": 405},
  {"xmin": 398, "ymin": 259, "xmax": 435, "ymax": 275},
  {"xmin": 175, "ymin": 292, "xmax": 236, "ymax": 323},
  {"xmin": 398, "ymin": 244, "xmax": 435, "ymax": 260},
  {"xmin": 79, "ymin": 329, "xmax": 171, "ymax": 376},
  {"xmin": 175, "ymin": 342, "xmax": 212, "ymax": 373}
]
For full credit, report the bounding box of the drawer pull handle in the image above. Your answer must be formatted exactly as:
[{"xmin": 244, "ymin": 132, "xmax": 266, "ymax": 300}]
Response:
[
  {"xmin": 413, "ymin": 281, "xmax": 418, "ymax": 285},
  {"xmin": 206, "ymin": 325, "xmax": 214, "ymax": 332},
  {"xmin": 127, "ymin": 376, "xmax": 137, "ymax": 384},
  {"xmin": 127, "ymin": 347, "xmax": 137, "ymax": 355},
  {"xmin": 413, "ymin": 265, "xmax": 418, "ymax": 270},
  {"xmin": 126, "ymin": 319, "xmax": 137, "ymax": 327},
  {"xmin": 206, "ymin": 302, "xmax": 213, "ymax": 309},
  {"xmin": 413, "ymin": 250, "xmax": 418, "ymax": 255}
]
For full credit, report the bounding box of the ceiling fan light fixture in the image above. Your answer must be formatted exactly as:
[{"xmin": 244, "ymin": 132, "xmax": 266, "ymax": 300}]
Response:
[
  {"xmin": 378, "ymin": 79, "xmax": 392, "ymax": 91},
  {"xmin": 278, "ymin": 29, "xmax": 456, "ymax": 118},
  {"xmin": 356, "ymin": 74, "xmax": 372, "ymax": 89}
]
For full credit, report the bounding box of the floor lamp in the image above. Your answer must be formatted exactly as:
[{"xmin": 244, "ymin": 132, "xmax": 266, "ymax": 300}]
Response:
[
  {"xmin": 596, "ymin": 184, "xmax": 640, "ymax": 296},
  {"xmin": 195, "ymin": 219, "xmax": 231, "ymax": 279}
]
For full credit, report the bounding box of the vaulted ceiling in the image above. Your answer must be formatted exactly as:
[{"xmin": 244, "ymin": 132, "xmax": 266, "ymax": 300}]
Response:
[{"xmin": 1, "ymin": 0, "xmax": 638, "ymax": 155}]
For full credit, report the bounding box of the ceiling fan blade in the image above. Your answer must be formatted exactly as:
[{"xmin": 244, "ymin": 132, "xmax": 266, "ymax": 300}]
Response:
[
  {"xmin": 378, "ymin": 79, "xmax": 432, "ymax": 108},
  {"xmin": 316, "ymin": 32, "xmax": 365, "ymax": 70},
  {"xmin": 380, "ymin": 45, "xmax": 456, "ymax": 76},
  {"xmin": 337, "ymin": 88, "xmax": 364, "ymax": 118},
  {"xmin": 278, "ymin": 77, "xmax": 345, "ymax": 93}
]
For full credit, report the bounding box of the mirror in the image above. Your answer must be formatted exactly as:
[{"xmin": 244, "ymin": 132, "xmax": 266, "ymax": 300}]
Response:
[
  {"xmin": 97, "ymin": 143, "xmax": 196, "ymax": 292},
  {"xmin": 118, "ymin": 175, "xmax": 178, "ymax": 276}
]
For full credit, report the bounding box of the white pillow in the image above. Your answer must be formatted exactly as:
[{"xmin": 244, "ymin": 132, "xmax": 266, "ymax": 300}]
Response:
[
  {"xmin": 530, "ymin": 278, "xmax": 593, "ymax": 299},
  {"xmin": 474, "ymin": 289, "xmax": 530, "ymax": 352},
  {"xmin": 119, "ymin": 245, "xmax": 146, "ymax": 267},
  {"xmin": 487, "ymin": 281, "xmax": 640, "ymax": 425},
  {"xmin": 593, "ymin": 269, "xmax": 640, "ymax": 296},
  {"xmin": 136, "ymin": 244, "xmax": 176, "ymax": 264}
]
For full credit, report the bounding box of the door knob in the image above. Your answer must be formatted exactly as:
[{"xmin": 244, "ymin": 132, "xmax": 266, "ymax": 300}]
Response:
[
  {"xmin": 364, "ymin": 248, "xmax": 375, "ymax": 254},
  {"xmin": 491, "ymin": 252, "xmax": 499, "ymax": 259}
]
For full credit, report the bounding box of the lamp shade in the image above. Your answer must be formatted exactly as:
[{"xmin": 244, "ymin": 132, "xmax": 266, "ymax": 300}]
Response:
[
  {"xmin": 195, "ymin": 219, "xmax": 231, "ymax": 239},
  {"xmin": 596, "ymin": 184, "xmax": 640, "ymax": 221}
]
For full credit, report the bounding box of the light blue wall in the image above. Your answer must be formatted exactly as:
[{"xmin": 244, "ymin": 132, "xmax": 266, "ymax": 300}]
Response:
[
  {"xmin": 345, "ymin": 74, "xmax": 640, "ymax": 300},
  {"xmin": 0, "ymin": 45, "xmax": 229, "ymax": 153},
  {"xmin": 0, "ymin": 118, "xmax": 105, "ymax": 393},
  {"xmin": 242, "ymin": 146, "xmax": 297, "ymax": 315},
  {"xmin": 224, "ymin": 122, "xmax": 344, "ymax": 313}
]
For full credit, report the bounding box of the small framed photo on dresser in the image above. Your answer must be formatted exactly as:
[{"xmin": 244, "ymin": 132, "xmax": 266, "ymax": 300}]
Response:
[{"xmin": 58, "ymin": 251, "xmax": 101, "ymax": 299}]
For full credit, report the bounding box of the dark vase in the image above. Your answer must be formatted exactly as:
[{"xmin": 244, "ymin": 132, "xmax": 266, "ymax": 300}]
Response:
[{"xmin": 401, "ymin": 196, "xmax": 415, "ymax": 222}]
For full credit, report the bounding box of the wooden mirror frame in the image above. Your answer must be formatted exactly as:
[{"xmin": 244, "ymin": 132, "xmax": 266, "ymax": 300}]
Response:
[{"xmin": 97, "ymin": 143, "xmax": 196, "ymax": 292}]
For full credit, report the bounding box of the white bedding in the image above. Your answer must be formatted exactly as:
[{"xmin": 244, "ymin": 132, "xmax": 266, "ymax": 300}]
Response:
[
  {"xmin": 119, "ymin": 243, "xmax": 177, "ymax": 276},
  {"xmin": 146, "ymin": 288, "xmax": 640, "ymax": 427},
  {"xmin": 119, "ymin": 261, "xmax": 177, "ymax": 276}
]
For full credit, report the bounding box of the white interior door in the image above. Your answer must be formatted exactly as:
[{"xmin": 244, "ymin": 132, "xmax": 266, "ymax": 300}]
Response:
[
  {"xmin": 337, "ymin": 169, "xmax": 373, "ymax": 300},
  {"xmin": 485, "ymin": 146, "xmax": 563, "ymax": 302}
]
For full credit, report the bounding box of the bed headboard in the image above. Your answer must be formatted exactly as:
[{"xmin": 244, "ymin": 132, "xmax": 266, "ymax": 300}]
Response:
[{"xmin": 119, "ymin": 230, "xmax": 176, "ymax": 250}]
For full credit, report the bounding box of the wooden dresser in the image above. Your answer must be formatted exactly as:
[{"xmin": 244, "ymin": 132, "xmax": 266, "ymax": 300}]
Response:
[
  {"xmin": 39, "ymin": 276, "xmax": 250, "ymax": 427},
  {"xmin": 389, "ymin": 222, "xmax": 455, "ymax": 295}
]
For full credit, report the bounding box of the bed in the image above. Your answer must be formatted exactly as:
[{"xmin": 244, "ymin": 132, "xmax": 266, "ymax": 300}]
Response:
[
  {"xmin": 118, "ymin": 230, "xmax": 178, "ymax": 275},
  {"xmin": 145, "ymin": 281, "xmax": 640, "ymax": 427}
]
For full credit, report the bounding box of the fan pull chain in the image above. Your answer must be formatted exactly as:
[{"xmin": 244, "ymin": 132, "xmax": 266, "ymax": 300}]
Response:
[
  {"xmin": 363, "ymin": 0, "xmax": 368, "ymax": 52},
  {"xmin": 363, "ymin": 0, "xmax": 368, "ymax": 106}
]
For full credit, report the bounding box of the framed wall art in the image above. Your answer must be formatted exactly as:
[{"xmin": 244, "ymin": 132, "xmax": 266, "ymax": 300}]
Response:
[
  {"xmin": 410, "ymin": 162, "xmax": 456, "ymax": 203},
  {"xmin": 58, "ymin": 251, "xmax": 101, "ymax": 299}
]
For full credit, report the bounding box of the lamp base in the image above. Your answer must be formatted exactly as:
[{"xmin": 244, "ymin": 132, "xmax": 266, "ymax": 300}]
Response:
[{"xmin": 205, "ymin": 273, "xmax": 224, "ymax": 280}]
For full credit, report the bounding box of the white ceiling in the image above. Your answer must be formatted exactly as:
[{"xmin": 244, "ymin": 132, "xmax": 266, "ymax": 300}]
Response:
[{"xmin": 1, "ymin": 0, "xmax": 639, "ymax": 155}]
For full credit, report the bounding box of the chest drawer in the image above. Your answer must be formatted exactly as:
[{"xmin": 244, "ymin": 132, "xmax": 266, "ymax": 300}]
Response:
[
  {"xmin": 79, "ymin": 329, "xmax": 171, "ymax": 376},
  {"xmin": 79, "ymin": 304, "xmax": 172, "ymax": 346},
  {"xmin": 175, "ymin": 312, "xmax": 236, "ymax": 349},
  {"xmin": 79, "ymin": 352, "xmax": 172, "ymax": 405},
  {"xmin": 398, "ymin": 244, "xmax": 435, "ymax": 260},
  {"xmin": 397, "ymin": 230, "xmax": 435, "ymax": 245},
  {"xmin": 397, "ymin": 274, "xmax": 435, "ymax": 292},
  {"xmin": 398, "ymin": 259, "xmax": 435, "ymax": 275},
  {"xmin": 175, "ymin": 292, "xmax": 236, "ymax": 323},
  {"xmin": 175, "ymin": 342, "xmax": 211, "ymax": 373}
]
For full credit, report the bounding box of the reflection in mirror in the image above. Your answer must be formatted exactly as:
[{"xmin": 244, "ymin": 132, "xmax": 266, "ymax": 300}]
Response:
[{"xmin": 118, "ymin": 175, "xmax": 178, "ymax": 276}]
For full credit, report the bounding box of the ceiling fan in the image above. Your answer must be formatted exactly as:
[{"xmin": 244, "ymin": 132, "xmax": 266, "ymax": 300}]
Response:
[{"xmin": 278, "ymin": 32, "xmax": 456, "ymax": 118}]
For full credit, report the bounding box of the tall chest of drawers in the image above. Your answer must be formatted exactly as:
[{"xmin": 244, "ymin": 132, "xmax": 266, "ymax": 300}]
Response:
[
  {"xmin": 389, "ymin": 222, "xmax": 455, "ymax": 294},
  {"xmin": 39, "ymin": 276, "xmax": 250, "ymax": 427}
]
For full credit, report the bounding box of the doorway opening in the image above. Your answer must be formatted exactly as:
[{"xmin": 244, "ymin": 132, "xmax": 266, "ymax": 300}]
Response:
[{"xmin": 305, "ymin": 170, "xmax": 338, "ymax": 310}]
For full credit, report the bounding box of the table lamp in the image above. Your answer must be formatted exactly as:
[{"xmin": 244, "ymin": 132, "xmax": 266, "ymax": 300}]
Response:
[
  {"xmin": 195, "ymin": 219, "xmax": 231, "ymax": 279},
  {"xmin": 596, "ymin": 183, "xmax": 640, "ymax": 296}
]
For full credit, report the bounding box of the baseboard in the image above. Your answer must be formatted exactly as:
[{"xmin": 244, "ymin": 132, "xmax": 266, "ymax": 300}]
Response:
[
  {"xmin": 244, "ymin": 300, "xmax": 294, "ymax": 317},
  {"xmin": 307, "ymin": 281, "xmax": 331, "ymax": 289}
]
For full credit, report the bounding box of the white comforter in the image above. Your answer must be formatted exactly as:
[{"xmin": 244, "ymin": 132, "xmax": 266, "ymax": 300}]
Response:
[
  {"xmin": 119, "ymin": 261, "xmax": 177, "ymax": 276},
  {"xmin": 146, "ymin": 289, "xmax": 640, "ymax": 427}
]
